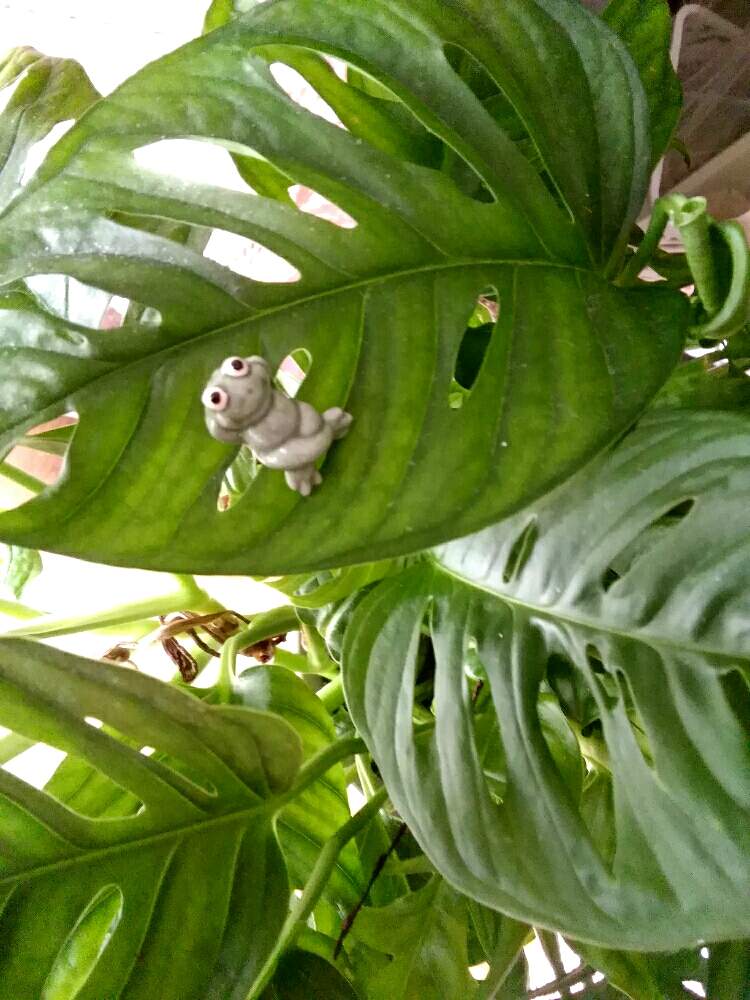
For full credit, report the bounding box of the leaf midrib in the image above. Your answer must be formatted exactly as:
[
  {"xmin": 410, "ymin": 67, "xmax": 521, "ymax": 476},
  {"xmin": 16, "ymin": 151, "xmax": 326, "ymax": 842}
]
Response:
[
  {"xmin": 0, "ymin": 796, "xmax": 274, "ymax": 889},
  {"xmin": 435, "ymin": 560, "xmax": 749, "ymax": 665},
  {"xmin": 1, "ymin": 255, "xmax": 588, "ymax": 444}
]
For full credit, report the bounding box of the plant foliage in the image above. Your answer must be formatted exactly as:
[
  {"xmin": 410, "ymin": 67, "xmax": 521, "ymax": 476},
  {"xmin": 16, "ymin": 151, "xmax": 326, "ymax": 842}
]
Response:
[
  {"xmin": 0, "ymin": 0, "xmax": 691, "ymax": 573},
  {"xmin": 0, "ymin": 0, "xmax": 748, "ymax": 997}
]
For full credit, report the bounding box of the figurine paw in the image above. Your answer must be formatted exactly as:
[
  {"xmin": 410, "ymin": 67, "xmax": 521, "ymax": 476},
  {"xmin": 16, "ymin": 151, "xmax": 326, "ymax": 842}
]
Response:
[
  {"xmin": 323, "ymin": 407, "xmax": 353, "ymax": 439},
  {"xmin": 285, "ymin": 466, "xmax": 321, "ymax": 496}
]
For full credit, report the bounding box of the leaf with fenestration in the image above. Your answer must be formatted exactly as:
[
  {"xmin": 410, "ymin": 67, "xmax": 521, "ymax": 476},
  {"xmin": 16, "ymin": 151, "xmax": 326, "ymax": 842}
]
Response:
[
  {"xmin": 343, "ymin": 409, "xmax": 750, "ymax": 950},
  {"xmin": 0, "ymin": 638, "xmax": 300, "ymax": 999},
  {"xmin": 0, "ymin": 47, "xmax": 99, "ymax": 212},
  {"xmin": 0, "ymin": 0, "xmax": 687, "ymax": 573}
]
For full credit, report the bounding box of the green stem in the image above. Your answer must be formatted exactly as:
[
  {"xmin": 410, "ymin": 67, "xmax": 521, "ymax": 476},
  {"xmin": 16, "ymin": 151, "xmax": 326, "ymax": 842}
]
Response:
[
  {"xmin": 272, "ymin": 648, "xmax": 309, "ymax": 673},
  {"xmin": 617, "ymin": 199, "xmax": 670, "ymax": 286},
  {"xmin": 317, "ymin": 673, "xmax": 344, "ymax": 713},
  {"xmin": 0, "ymin": 598, "xmax": 41, "ymax": 621},
  {"xmin": 387, "ymin": 855, "xmax": 435, "ymax": 876},
  {"xmin": 0, "ymin": 461, "xmax": 46, "ymax": 495},
  {"xmin": 272, "ymin": 736, "xmax": 366, "ymax": 814},
  {"xmin": 619, "ymin": 194, "xmax": 726, "ymax": 321},
  {"xmin": 217, "ymin": 605, "xmax": 299, "ymax": 701},
  {"xmin": 525, "ymin": 965, "xmax": 594, "ymax": 999},
  {"xmin": 301, "ymin": 622, "xmax": 338, "ymax": 677},
  {"xmin": 674, "ymin": 196, "xmax": 722, "ymax": 317},
  {"xmin": 537, "ymin": 930, "xmax": 569, "ymax": 995},
  {"xmin": 0, "ymin": 575, "xmax": 214, "ymax": 639},
  {"xmin": 246, "ymin": 786, "xmax": 388, "ymax": 1000},
  {"xmin": 479, "ymin": 918, "xmax": 532, "ymax": 1000}
]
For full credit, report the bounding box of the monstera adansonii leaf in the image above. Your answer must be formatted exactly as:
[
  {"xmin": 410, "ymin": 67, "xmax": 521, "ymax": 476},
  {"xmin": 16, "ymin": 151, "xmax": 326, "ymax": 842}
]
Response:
[
  {"xmin": 344, "ymin": 409, "xmax": 750, "ymax": 951},
  {"xmin": 0, "ymin": 637, "xmax": 302, "ymax": 999},
  {"xmin": 0, "ymin": 0, "xmax": 687, "ymax": 574}
]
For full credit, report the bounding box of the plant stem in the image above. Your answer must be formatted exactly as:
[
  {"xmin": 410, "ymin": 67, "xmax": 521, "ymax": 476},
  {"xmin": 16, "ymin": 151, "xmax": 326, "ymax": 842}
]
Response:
[
  {"xmin": 619, "ymin": 194, "xmax": 725, "ymax": 321},
  {"xmin": 317, "ymin": 673, "xmax": 345, "ymax": 712},
  {"xmin": 672, "ymin": 197, "xmax": 722, "ymax": 317},
  {"xmin": 0, "ymin": 461, "xmax": 46, "ymax": 495},
  {"xmin": 216, "ymin": 605, "xmax": 299, "ymax": 701},
  {"xmin": 0, "ymin": 598, "xmax": 41, "ymax": 621},
  {"xmin": 300, "ymin": 622, "xmax": 338, "ymax": 676},
  {"xmin": 0, "ymin": 575, "xmax": 215, "ymax": 639},
  {"xmin": 387, "ymin": 854, "xmax": 436, "ymax": 876},
  {"xmin": 617, "ymin": 199, "xmax": 670, "ymax": 286},
  {"xmin": 333, "ymin": 821, "xmax": 407, "ymax": 958},
  {"xmin": 272, "ymin": 736, "xmax": 366, "ymax": 814},
  {"xmin": 246, "ymin": 786, "xmax": 388, "ymax": 1000},
  {"xmin": 479, "ymin": 918, "xmax": 532, "ymax": 1000},
  {"xmin": 537, "ymin": 930, "xmax": 569, "ymax": 995},
  {"xmin": 525, "ymin": 964, "xmax": 594, "ymax": 999}
]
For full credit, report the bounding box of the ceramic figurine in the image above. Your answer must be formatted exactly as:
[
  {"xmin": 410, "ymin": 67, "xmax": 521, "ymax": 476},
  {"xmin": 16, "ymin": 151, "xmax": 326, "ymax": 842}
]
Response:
[{"xmin": 202, "ymin": 355, "xmax": 352, "ymax": 496}]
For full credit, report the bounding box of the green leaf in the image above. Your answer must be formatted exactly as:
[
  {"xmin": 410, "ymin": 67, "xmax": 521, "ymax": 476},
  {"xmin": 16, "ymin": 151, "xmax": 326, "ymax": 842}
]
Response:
[
  {"xmin": 0, "ymin": 1, "xmax": 687, "ymax": 574},
  {"xmin": 571, "ymin": 940, "xmax": 709, "ymax": 1000},
  {"xmin": 2, "ymin": 545, "xmax": 42, "ymax": 598},
  {"xmin": 603, "ymin": 0, "xmax": 682, "ymax": 165},
  {"xmin": 651, "ymin": 356, "xmax": 750, "ymax": 412},
  {"xmin": 0, "ymin": 47, "xmax": 99, "ymax": 211},
  {"xmin": 350, "ymin": 878, "xmax": 475, "ymax": 1000},
  {"xmin": 232, "ymin": 664, "xmax": 365, "ymax": 906},
  {"xmin": 264, "ymin": 949, "xmax": 359, "ymax": 1000},
  {"xmin": 0, "ymin": 637, "xmax": 302, "ymax": 999},
  {"xmin": 343, "ymin": 409, "xmax": 750, "ymax": 950}
]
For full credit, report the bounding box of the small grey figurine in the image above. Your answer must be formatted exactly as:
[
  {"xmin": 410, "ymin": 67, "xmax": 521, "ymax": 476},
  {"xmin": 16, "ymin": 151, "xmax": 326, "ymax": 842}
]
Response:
[{"xmin": 202, "ymin": 355, "xmax": 352, "ymax": 496}]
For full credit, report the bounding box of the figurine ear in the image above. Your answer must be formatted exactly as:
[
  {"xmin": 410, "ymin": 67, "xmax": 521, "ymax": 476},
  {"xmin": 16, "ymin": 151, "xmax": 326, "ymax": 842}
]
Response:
[{"xmin": 246, "ymin": 355, "xmax": 270, "ymax": 372}]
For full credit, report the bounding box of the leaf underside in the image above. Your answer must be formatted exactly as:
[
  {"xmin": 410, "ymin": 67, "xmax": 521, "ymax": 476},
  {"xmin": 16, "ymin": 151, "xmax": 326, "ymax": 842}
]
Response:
[
  {"xmin": 344, "ymin": 410, "xmax": 750, "ymax": 951},
  {"xmin": 0, "ymin": 0, "xmax": 687, "ymax": 573}
]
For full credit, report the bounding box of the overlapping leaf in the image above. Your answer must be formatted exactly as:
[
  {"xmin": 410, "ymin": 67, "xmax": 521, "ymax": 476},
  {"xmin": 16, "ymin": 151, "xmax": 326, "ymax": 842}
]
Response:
[
  {"xmin": 0, "ymin": 0, "xmax": 688, "ymax": 573},
  {"xmin": 603, "ymin": 0, "xmax": 682, "ymax": 165},
  {"xmin": 344, "ymin": 409, "xmax": 750, "ymax": 950},
  {"xmin": 232, "ymin": 663, "xmax": 364, "ymax": 906},
  {"xmin": 0, "ymin": 637, "xmax": 301, "ymax": 999}
]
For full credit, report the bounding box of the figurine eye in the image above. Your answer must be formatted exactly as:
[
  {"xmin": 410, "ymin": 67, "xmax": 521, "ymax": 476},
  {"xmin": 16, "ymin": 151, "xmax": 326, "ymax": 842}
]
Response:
[
  {"xmin": 202, "ymin": 386, "xmax": 229, "ymax": 411},
  {"xmin": 221, "ymin": 357, "xmax": 249, "ymax": 377}
]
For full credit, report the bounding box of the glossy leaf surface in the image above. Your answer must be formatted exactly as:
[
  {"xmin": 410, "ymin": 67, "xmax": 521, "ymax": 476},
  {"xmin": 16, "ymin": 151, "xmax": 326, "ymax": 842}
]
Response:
[
  {"xmin": 350, "ymin": 878, "xmax": 475, "ymax": 999},
  {"xmin": 0, "ymin": 638, "xmax": 300, "ymax": 999},
  {"xmin": 344, "ymin": 410, "xmax": 750, "ymax": 950},
  {"xmin": 0, "ymin": 0, "xmax": 687, "ymax": 574},
  {"xmin": 233, "ymin": 664, "xmax": 364, "ymax": 906},
  {"xmin": 603, "ymin": 0, "xmax": 682, "ymax": 165}
]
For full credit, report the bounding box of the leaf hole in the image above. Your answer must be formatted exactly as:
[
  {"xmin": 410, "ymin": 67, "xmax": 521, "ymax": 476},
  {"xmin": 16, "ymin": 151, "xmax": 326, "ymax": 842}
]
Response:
[
  {"xmin": 203, "ymin": 228, "xmax": 301, "ymax": 283},
  {"xmin": 20, "ymin": 119, "xmax": 75, "ymax": 187},
  {"xmin": 1, "ymin": 737, "xmax": 145, "ymax": 819},
  {"xmin": 217, "ymin": 349, "xmax": 311, "ymax": 511},
  {"xmin": 40, "ymin": 885, "xmax": 124, "ymax": 1000},
  {"xmin": 23, "ymin": 274, "xmax": 118, "ymax": 328},
  {"xmin": 0, "ymin": 414, "xmax": 77, "ymax": 512},
  {"xmin": 133, "ymin": 138, "xmax": 250, "ymax": 192},
  {"xmin": 502, "ymin": 520, "xmax": 538, "ymax": 584},
  {"xmin": 288, "ymin": 184, "xmax": 358, "ymax": 228},
  {"xmin": 269, "ymin": 61, "xmax": 345, "ymax": 128},
  {"xmin": 547, "ymin": 653, "xmax": 600, "ymax": 730},
  {"xmin": 450, "ymin": 289, "xmax": 499, "ymax": 408},
  {"xmin": 601, "ymin": 498, "xmax": 696, "ymax": 592}
]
